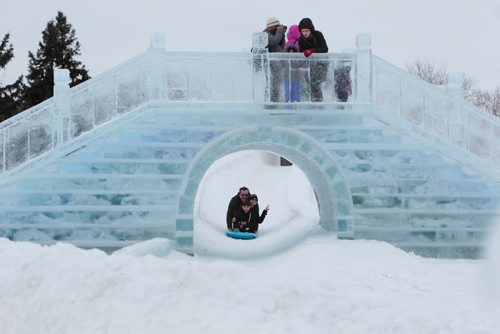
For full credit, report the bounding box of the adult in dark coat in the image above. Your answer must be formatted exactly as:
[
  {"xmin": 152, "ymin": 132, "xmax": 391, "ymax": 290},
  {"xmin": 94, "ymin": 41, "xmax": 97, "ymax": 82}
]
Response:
[
  {"xmin": 334, "ymin": 63, "xmax": 352, "ymax": 102},
  {"xmin": 265, "ymin": 17, "xmax": 286, "ymax": 53},
  {"xmin": 226, "ymin": 187, "xmax": 257, "ymax": 230},
  {"xmin": 297, "ymin": 18, "xmax": 329, "ymax": 102},
  {"xmin": 264, "ymin": 17, "xmax": 286, "ymax": 103}
]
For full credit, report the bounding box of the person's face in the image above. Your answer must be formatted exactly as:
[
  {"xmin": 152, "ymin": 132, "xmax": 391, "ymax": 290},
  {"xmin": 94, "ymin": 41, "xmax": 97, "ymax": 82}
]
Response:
[
  {"xmin": 267, "ymin": 25, "xmax": 278, "ymax": 33},
  {"xmin": 239, "ymin": 190, "xmax": 250, "ymax": 202},
  {"xmin": 242, "ymin": 204, "xmax": 252, "ymax": 213},
  {"xmin": 301, "ymin": 28, "xmax": 311, "ymax": 38},
  {"xmin": 250, "ymin": 198, "xmax": 258, "ymax": 205}
]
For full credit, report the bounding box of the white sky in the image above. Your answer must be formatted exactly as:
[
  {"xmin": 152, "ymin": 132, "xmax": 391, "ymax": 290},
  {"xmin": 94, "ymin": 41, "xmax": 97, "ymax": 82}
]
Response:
[
  {"xmin": 1, "ymin": 150, "xmax": 500, "ymax": 333},
  {"xmin": 1, "ymin": 0, "xmax": 500, "ymax": 89}
]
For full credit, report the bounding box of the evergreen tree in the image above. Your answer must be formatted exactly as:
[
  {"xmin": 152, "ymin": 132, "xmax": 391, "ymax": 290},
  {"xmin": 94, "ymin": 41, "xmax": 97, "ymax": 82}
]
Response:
[
  {"xmin": 24, "ymin": 11, "xmax": 90, "ymax": 108},
  {"xmin": 0, "ymin": 33, "xmax": 24, "ymax": 121},
  {"xmin": 0, "ymin": 33, "xmax": 14, "ymax": 67}
]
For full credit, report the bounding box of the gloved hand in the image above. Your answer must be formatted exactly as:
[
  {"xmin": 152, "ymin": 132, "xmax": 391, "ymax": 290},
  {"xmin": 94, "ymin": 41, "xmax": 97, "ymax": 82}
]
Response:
[{"xmin": 304, "ymin": 48, "xmax": 316, "ymax": 57}]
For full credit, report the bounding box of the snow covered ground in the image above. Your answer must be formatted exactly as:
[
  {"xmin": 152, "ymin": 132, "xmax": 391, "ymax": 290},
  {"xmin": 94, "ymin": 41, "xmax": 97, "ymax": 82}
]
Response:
[{"xmin": 1, "ymin": 151, "xmax": 500, "ymax": 333}]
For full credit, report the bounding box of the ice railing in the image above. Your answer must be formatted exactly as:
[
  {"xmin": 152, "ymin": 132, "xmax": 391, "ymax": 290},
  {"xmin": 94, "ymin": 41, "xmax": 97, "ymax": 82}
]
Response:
[
  {"xmin": 164, "ymin": 51, "xmax": 357, "ymax": 103},
  {"xmin": 0, "ymin": 51, "xmax": 151, "ymax": 175},
  {"xmin": 0, "ymin": 44, "xmax": 359, "ymax": 176},
  {"xmin": 10, "ymin": 32, "xmax": 499, "ymax": 175},
  {"xmin": 372, "ymin": 55, "xmax": 500, "ymax": 167}
]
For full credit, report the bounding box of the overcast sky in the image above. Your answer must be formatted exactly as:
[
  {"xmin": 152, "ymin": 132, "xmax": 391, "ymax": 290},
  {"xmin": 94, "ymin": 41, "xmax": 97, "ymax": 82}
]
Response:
[{"xmin": 1, "ymin": 0, "xmax": 500, "ymax": 89}]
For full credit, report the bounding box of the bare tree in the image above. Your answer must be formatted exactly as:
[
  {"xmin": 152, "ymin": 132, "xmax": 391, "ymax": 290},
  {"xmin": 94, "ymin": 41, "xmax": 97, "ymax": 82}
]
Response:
[
  {"xmin": 462, "ymin": 76, "xmax": 479, "ymax": 101},
  {"xmin": 488, "ymin": 87, "xmax": 500, "ymax": 117},
  {"xmin": 407, "ymin": 60, "xmax": 500, "ymax": 117},
  {"xmin": 407, "ymin": 60, "xmax": 448, "ymax": 85}
]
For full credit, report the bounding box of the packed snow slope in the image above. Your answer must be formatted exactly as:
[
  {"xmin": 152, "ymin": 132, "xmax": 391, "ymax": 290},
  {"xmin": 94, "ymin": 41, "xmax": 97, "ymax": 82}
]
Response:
[
  {"xmin": 1, "ymin": 151, "xmax": 500, "ymax": 333},
  {"xmin": 1, "ymin": 237, "xmax": 499, "ymax": 333}
]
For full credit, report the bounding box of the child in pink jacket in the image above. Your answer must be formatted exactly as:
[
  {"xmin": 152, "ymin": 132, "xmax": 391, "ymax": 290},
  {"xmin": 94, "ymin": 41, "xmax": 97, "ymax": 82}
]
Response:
[{"xmin": 284, "ymin": 24, "xmax": 302, "ymax": 102}]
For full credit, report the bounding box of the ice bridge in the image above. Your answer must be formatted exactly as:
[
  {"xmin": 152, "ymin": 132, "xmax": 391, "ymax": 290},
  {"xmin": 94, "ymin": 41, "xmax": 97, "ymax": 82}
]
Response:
[{"xmin": 1, "ymin": 32, "xmax": 500, "ymax": 258}]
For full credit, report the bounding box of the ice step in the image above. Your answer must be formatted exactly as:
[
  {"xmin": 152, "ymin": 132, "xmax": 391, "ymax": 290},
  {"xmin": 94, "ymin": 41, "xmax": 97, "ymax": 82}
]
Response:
[
  {"xmin": 354, "ymin": 208, "xmax": 500, "ymax": 214},
  {"xmin": 347, "ymin": 177, "xmax": 498, "ymax": 194},
  {"xmin": 44, "ymin": 160, "xmax": 190, "ymax": 175},
  {"xmin": 78, "ymin": 144, "xmax": 202, "ymax": 160},
  {"xmin": 354, "ymin": 228, "xmax": 485, "ymax": 259},
  {"xmin": 12, "ymin": 177, "xmax": 183, "ymax": 191},
  {"xmin": 0, "ymin": 222, "xmax": 173, "ymax": 230},
  {"xmin": 25, "ymin": 173, "xmax": 184, "ymax": 180},
  {"xmin": 0, "ymin": 189, "xmax": 177, "ymax": 195},
  {"xmin": 397, "ymin": 243, "xmax": 482, "ymax": 259},
  {"xmin": 109, "ymin": 127, "xmax": 407, "ymax": 145},
  {"xmin": 305, "ymin": 130, "xmax": 405, "ymax": 145},
  {"xmin": 332, "ymin": 150, "xmax": 447, "ymax": 165},
  {"xmin": 0, "ymin": 192, "xmax": 177, "ymax": 206},
  {"xmin": 342, "ymin": 164, "xmax": 468, "ymax": 179},
  {"xmin": 352, "ymin": 194, "xmax": 498, "ymax": 210},
  {"xmin": 145, "ymin": 107, "xmax": 366, "ymax": 127},
  {"xmin": 0, "ymin": 204, "xmax": 176, "ymax": 212}
]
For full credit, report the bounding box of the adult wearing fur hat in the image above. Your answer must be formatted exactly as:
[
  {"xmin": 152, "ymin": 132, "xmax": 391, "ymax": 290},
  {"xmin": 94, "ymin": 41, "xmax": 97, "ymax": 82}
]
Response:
[
  {"xmin": 297, "ymin": 18, "xmax": 329, "ymax": 102},
  {"xmin": 265, "ymin": 17, "xmax": 286, "ymax": 52},
  {"xmin": 264, "ymin": 17, "xmax": 287, "ymax": 103}
]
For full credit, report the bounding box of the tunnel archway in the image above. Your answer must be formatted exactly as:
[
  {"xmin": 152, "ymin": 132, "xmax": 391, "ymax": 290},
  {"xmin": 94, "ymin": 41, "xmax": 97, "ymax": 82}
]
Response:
[{"xmin": 175, "ymin": 127, "xmax": 353, "ymax": 254}]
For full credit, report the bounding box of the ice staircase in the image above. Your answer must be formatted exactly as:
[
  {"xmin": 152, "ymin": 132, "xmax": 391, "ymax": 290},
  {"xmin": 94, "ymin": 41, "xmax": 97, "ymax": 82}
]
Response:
[{"xmin": 1, "ymin": 33, "xmax": 499, "ymax": 258}]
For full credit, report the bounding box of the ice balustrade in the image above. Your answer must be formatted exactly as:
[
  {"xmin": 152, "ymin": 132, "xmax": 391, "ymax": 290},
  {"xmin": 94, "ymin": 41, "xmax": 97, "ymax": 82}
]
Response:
[
  {"xmin": 372, "ymin": 55, "xmax": 500, "ymax": 168},
  {"xmin": 465, "ymin": 103, "xmax": 500, "ymax": 163},
  {"xmin": 163, "ymin": 52, "xmax": 356, "ymax": 103},
  {"xmin": 0, "ymin": 43, "xmax": 358, "ymax": 177},
  {"xmin": 68, "ymin": 53, "xmax": 152, "ymax": 139},
  {"xmin": 0, "ymin": 52, "xmax": 152, "ymax": 176},
  {"xmin": 2, "ymin": 31, "xmax": 499, "ymax": 177},
  {"xmin": 0, "ymin": 100, "xmax": 56, "ymax": 172}
]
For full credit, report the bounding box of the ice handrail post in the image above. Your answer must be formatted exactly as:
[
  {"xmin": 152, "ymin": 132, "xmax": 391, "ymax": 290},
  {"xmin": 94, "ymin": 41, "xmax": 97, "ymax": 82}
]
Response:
[
  {"xmin": 356, "ymin": 33, "xmax": 372, "ymax": 104},
  {"xmin": 251, "ymin": 32, "xmax": 269, "ymax": 103},
  {"xmin": 53, "ymin": 68, "xmax": 70, "ymax": 147},
  {"xmin": 447, "ymin": 72, "xmax": 466, "ymax": 149},
  {"xmin": 148, "ymin": 31, "xmax": 167, "ymax": 101}
]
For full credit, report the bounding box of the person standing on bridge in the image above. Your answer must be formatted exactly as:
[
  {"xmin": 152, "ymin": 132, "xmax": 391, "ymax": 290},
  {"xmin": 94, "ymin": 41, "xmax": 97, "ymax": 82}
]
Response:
[
  {"xmin": 284, "ymin": 24, "xmax": 304, "ymax": 103},
  {"xmin": 264, "ymin": 17, "xmax": 286, "ymax": 103},
  {"xmin": 297, "ymin": 18, "xmax": 329, "ymax": 102}
]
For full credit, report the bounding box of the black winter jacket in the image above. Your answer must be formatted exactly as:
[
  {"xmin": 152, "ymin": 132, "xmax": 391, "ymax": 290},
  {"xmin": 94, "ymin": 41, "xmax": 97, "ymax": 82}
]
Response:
[
  {"xmin": 233, "ymin": 205, "xmax": 267, "ymax": 233},
  {"xmin": 226, "ymin": 194, "xmax": 259, "ymax": 230},
  {"xmin": 232, "ymin": 205, "xmax": 252, "ymax": 232},
  {"xmin": 297, "ymin": 18, "xmax": 328, "ymax": 53},
  {"xmin": 248, "ymin": 206, "xmax": 268, "ymax": 233}
]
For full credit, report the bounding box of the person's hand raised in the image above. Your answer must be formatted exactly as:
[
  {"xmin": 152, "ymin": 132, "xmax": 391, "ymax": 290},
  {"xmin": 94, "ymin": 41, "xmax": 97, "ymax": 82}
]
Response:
[{"xmin": 277, "ymin": 25, "xmax": 286, "ymax": 33}]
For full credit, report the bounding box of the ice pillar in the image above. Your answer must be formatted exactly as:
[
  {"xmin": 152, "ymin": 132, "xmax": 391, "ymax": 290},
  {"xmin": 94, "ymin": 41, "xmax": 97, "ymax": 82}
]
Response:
[
  {"xmin": 447, "ymin": 72, "xmax": 466, "ymax": 148},
  {"xmin": 251, "ymin": 32, "xmax": 269, "ymax": 103},
  {"xmin": 356, "ymin": 33, "xmax": 372, "ymax": 103},
  {"xmin": 53, "ymin": 68, "xmax": 71, "ymax": 146},
  {"xmin": 148, "ymin": 32, "xmax": 167, "ymax": 100}
]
